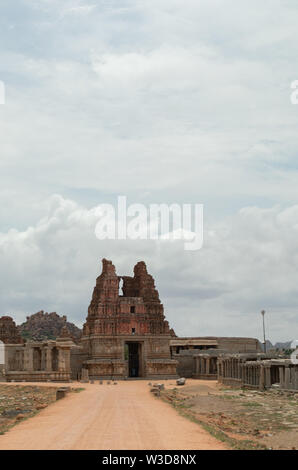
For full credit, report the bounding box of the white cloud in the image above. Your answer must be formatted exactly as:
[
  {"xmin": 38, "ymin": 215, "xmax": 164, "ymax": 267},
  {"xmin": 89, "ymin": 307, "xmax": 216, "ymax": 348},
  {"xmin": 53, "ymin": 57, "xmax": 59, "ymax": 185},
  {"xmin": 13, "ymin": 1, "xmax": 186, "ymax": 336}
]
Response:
[
  {"xmin": 60, "ymin": 4, "xmax": 97, "ymax": 17},
  {"xmin": 0, "ymin": 195, "xmax": 297, "ymax": 342},
  {"xmin": 0, "ymin": 1, "xmax": 298, "ymax": 344}
]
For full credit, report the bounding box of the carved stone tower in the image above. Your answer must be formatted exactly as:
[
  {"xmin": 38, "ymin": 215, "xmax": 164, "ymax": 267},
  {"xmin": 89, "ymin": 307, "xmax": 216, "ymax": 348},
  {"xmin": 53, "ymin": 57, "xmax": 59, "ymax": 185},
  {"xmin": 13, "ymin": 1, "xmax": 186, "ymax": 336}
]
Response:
[{"xmin": 81, "ymin": 259, "xmax": 177, "ymax": 379}]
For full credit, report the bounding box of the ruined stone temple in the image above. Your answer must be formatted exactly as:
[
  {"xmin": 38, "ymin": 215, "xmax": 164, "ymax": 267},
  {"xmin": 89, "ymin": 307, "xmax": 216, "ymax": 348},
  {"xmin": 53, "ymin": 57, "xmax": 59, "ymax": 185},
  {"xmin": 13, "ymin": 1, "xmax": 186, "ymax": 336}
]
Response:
[
  {"xmin": 3, "ymin": 258, "xmax": 291, "ymax": 388},
  {"xmin": 0, "ymin": 316, "xmax": 23, "ymax": 344},
  {"xmin": 79, "ymin": 259, "xmax": 178, "ymax": 379},
  {"xmin": 0, "ymin": 321, "xmax": 77, "ymax": 382}
]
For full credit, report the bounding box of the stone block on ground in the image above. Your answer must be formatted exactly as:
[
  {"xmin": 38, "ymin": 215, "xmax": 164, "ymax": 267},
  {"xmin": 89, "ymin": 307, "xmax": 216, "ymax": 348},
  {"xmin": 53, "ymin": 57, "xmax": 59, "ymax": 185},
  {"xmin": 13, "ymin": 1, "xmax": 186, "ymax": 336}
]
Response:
[
  {"xmin": 176, "ymin": 377, "xmax": 186, "ymax": 386},
  {"xmin": 56, "ymin": 389, "xmax": 67, "ymax": 400}
]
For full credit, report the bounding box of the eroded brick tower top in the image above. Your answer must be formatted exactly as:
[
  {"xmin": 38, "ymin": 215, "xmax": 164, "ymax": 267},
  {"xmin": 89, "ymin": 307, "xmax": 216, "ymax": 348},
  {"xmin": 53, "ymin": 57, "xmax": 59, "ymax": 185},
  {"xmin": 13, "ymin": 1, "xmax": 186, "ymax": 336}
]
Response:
[
  {"xmin": 0, "ymin": 316, "xmax": 23, "ymax": 344},
  {"xmin": 83, "ymin": 259, "xmax": 176, "ymax": 337}
]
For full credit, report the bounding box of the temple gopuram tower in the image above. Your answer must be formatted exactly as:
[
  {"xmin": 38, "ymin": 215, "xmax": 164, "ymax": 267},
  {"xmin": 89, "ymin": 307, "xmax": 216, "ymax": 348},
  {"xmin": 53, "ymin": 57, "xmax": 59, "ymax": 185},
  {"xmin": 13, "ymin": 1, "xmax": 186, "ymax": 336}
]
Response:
[
  {"xmin": 0, "ymin": 316, "xmax": 23, "ymax": 344},
  {"xmin": 81, "ymin": 259, "xmax": 177, "ymax": 379}
]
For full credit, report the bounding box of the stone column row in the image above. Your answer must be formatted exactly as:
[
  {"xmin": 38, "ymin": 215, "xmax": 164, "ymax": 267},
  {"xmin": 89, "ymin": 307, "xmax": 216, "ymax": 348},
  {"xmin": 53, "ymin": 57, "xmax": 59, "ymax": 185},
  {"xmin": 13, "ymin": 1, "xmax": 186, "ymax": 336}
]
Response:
[{"xmin": 22, "ymin": 345, "xmax": 71, "ymax": 373}]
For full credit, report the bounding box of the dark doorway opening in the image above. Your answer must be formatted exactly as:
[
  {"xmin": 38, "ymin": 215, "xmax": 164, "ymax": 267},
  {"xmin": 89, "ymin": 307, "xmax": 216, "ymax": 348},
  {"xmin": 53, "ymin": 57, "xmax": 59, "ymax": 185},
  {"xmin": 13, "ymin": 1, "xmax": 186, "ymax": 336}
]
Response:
[
  {"xmin": 270, "ymin": 365, "xmax": 279, "ymax": 384},
  {"xmin": 127, "ymin": 342, "xmax": 140, "ymax": 377}
]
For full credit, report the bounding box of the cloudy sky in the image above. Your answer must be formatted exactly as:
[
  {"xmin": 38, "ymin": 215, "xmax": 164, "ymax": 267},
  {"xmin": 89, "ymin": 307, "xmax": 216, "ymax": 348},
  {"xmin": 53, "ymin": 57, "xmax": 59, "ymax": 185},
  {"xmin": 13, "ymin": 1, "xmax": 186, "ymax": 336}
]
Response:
[{"xmin": 1, "ymin": 0, "xmax": 298, "ymax": 343}]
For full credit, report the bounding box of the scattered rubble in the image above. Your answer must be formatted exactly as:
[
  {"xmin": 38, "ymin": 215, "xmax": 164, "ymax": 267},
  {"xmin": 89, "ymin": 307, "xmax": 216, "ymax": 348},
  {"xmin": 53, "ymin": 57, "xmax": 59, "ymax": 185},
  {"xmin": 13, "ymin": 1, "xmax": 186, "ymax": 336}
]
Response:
[
  {"xmin": 161, "ymin": 381, "xmax": 298, "ymax": 450},
  {"xmin": 176, "ymin": 378, "xmax": 186, "ymax": 386}
]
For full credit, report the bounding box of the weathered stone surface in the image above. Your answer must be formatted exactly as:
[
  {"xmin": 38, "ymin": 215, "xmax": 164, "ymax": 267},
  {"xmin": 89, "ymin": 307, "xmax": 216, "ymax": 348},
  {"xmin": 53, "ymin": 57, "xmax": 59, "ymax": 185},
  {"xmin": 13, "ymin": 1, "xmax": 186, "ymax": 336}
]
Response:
[
  {"xmin": 36, "ymin": 404, "xmax": 47, "ymax": 410},
  {"xmin": 81, "ymin": 259, "xmax": 178, "ymax": 379},
  {"xmin": 0, "ymin": 316, "xmax": 23, "ymax": 344},
  {"xmin": 176, "ymin": 377, "xmax": 186, "ymax": 386},
  {"xmin": 56, "ymin": 389, "xmax": 67, "ymax": 400},
  {"xmin": 83, "ymin": 259, "xmax": 175, "ymax": 337},
  {"xmin": 153, "ymin": 383, "xmax": 164, "ymax": 390},
  {"xmin": 150, "ymin": 388, "xmax": 160, "ymax": 396}
]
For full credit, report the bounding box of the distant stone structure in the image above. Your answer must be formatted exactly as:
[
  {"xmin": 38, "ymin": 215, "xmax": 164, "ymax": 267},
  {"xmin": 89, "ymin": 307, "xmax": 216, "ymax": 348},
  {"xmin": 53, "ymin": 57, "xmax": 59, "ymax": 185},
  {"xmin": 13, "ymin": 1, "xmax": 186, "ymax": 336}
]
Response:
[
  {"xmin": 80, "ymin": 259, "xmax": 177, "ymax": 379},
  {"xmin": 171, "ymin": 337, "xmax": 261, "ymax": 378},
  {"xmin": 0, "ymin": 316, "xmax": 23, "ymax": 344},
  {"xmin": 170, "ymin": 337, "xmax": 261, "ymax": 355},
  {"xmin": 174, "ymin": 350, "xmax": 298, "ymax": 391},
  {"xmin": 2, "ymin": 258, "xmax": 286, "ymax": 389},
  {"xmin": 2, "ymin": 326, "xmax": 77, "ymax": 382},
  {"xmin": 217, "ymin": 354, "xmax": 298, "ymax": 391}
]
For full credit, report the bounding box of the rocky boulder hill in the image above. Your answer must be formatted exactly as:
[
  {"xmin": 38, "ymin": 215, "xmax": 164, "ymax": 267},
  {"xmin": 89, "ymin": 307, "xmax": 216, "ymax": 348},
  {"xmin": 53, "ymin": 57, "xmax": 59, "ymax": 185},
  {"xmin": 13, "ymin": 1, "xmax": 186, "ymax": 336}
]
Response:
[{"xmin": 18, "ymin": 311, "xmax": 82, "ymax": 342}]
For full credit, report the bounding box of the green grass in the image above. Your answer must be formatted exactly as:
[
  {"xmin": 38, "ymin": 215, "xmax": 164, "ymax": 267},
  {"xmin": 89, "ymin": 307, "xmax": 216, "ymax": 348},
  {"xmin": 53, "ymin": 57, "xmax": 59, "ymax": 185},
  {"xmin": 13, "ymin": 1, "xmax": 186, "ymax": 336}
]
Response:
[
  {"xmin": 242, "ymin": 402, "xmax": 263, "ymax": 407},
  {"xmin": 221, "ymin": 394, "xmax": 240, "ymax": 400}
]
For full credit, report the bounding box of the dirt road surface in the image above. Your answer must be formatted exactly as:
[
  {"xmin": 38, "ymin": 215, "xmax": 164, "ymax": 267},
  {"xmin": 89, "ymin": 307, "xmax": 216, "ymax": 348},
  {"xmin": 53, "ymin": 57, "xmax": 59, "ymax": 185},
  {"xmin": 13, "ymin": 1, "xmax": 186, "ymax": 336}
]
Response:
[{"xmin": 0, "ymin": 380, "xmax": 227, "ymax": 450}]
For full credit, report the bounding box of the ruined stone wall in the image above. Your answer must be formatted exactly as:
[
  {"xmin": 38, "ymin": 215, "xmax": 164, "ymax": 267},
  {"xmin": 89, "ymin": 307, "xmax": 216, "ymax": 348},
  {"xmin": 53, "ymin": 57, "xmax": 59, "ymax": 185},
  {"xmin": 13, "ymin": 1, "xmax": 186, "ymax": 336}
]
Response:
[
  {"xmin": 70, "ymin": 347, "xmax": 88, "ymax": 380},
  {"xmin": 217, "ymin": 354, "xmax": 298, "ymax": 391},
  {"xmin": 173, "ymin": 353, "xmax": 194, "ymax": 378},
  {"xmin": 0, "ymin": 316, "xmax": 23, "ymax": 344},
  {"xmin": 217, "ymin": 337, "xmax": 261, "ymax": 353},
  {"xmin": 1, "ymin": 328, "xmax": 76, "ymax": 382}
]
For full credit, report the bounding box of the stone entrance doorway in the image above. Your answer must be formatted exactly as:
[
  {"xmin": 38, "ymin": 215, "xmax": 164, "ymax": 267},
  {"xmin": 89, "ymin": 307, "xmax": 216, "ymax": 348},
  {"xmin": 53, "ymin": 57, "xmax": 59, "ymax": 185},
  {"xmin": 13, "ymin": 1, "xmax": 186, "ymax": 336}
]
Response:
[{"xmin": 127, "ymin": 342, "xmax": 141, "ymax": 377}]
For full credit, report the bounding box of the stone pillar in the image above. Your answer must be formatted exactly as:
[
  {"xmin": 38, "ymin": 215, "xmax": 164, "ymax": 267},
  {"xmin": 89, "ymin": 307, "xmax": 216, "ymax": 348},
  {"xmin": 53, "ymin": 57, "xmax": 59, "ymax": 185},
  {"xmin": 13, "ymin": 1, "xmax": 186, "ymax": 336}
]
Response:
[
  {"xmin": 58, "ymin": 348, "xmax": 66, "ymax": 372},
  {"xmin": 284, "ymin": 367, "xmax": 290, "ymax": 390},
  {"xmin": 259, "ymin": 365, "xmax": 265, "ymax": 390},
  {"xmin": 279, "ymin": 366, "xmax": 284, "ymax": 388},
  {"xmin": 206, "ymin": 358, "xmax": 210, "ymax": 375},
  {"xmin": 197, "ymin": 357, "xmax": 201, "ymax": 375},
  {"xmin": 41, "ymin": 348, "xmax": 46, "ymax": 371},
  {"xmin": 295, "ymin": 368, "xmax": 298, "ymax": 390},
  {"xmin": 45, "ymin": 347, "xmax": 52, "ymax": 372},
  {"xmin": 64, "ymin": 349, "xmax": 71, "ymax": 373},
  {"xmin": 265, "ymin": 365, "xmax": 271, "ymax": 389},
  {"xmin": 256, "ymin": 365, "xmax": 260, "ymax": 387},
  {"xmin": 81, "ymin": 368, "xmax": 89, "ymax": 381},
  {"xmin": 245, "ymin": 366, "xmax": 248, "ymax": 385},
  {"xmin": 24, "ymin": 346, "xmax": 34, "ymax": 371},
  {"xmin": 290, "ymin": 368, "xmax": 295, "ymax": 390}
]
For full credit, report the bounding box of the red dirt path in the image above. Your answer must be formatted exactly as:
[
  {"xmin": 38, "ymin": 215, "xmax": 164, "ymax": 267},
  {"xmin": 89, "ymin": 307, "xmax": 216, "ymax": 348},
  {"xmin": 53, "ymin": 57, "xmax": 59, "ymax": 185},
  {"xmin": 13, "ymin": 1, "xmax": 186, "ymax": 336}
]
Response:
[{"xmin": 0, "ymin": 380, "xmax": 227, "ymax": 450}]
